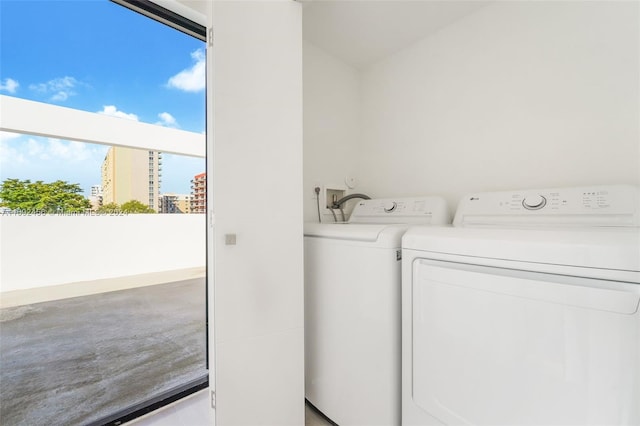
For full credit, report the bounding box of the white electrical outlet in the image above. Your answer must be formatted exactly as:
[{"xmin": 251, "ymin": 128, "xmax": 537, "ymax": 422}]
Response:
[{"xmin": 345, "ymin": 176, "xmax": 357, "ymax": 189}]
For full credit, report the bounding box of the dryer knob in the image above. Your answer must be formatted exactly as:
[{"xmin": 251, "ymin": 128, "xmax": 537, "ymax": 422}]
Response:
[
  {"xmin": 523, "ymin": 195, "xmax": 547, "ymax": 210},
  {"xmin": 384, "ymin": 201, "xmax": 397, "ymax": 212}
]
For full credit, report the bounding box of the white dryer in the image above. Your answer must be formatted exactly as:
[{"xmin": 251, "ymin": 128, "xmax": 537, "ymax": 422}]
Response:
[
  {"xmin": 305, "ymin": 196, "xmax": 450, "ymax": 426},
  {"xmin": 402, "ymin": 185, "xmax": 640, "ymax": 425}
]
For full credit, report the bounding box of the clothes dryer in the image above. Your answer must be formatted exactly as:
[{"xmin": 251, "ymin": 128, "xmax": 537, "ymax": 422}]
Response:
[
  {"xmin": 305, "ymin": 196, "xmax": 450, "ymax": 426},
  {"xmin": 401, "ymin": 185, "xmax": 640, "ymax": 425}
]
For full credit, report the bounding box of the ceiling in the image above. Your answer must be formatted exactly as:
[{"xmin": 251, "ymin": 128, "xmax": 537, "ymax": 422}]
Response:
[
  {"xmin": 174, "ymin": 0, "xmax": 491, "ymax": 70},
  {"xmin": 303, "ymin": 0, "xmax": 490, "ymax": 69}
]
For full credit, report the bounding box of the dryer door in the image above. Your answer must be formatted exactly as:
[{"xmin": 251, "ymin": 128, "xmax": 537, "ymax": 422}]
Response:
[{"xmin": 411, "ymin": 258, "xmax": 640, "ymax": 425}]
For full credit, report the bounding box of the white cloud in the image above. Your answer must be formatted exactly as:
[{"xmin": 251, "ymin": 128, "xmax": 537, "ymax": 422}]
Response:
[
  {"xmin": 48, "ymin": 139, "xmax": 93, "ymax": 162},
  {"xmin": 0, "ymin": 78, "xmax": 19, "ymax": 94},
  {"xmin": 26, "ymin": 139, "xmax": 48, "ymax": 159},
  {"xmin": 51, "ymin": 91, "xmax": 70, "ymax": 102},
  {"xmin": 1, "ymin": 136, "xmax": 106, "ymax": 165},
  {"xmin": 98, "ymin": 105, "xmax": 139, "ymax": 121},
  {"xmin": 0, "ymin": 135, "xmax": 110, "ymax": 193},
  {"xmin": 29, "ymin": 76, "xmax": 79, "ymax": 102},
  {"xmin": 166, "ymin": 49, "xmax": 205, "ymax": 92},
  {"xmin": 0, "ymin": 131, "xmax": 22, "ymax": 143},
  {"xmin": 0, "ymin": 141, "xmax": 26, "ymax": 165},
  {"xmin": 155, "ymin": 112, "xmax": 179, "ymax": 128}
]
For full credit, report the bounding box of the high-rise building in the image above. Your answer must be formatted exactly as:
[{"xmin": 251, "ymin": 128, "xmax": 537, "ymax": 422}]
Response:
[
  {"xmin": 90, "ymin": 185, "xmax": 103, "ymax": 198},
  {"xmin": 159, "ymin": 193, "xmax": 192, "ymax": 214},
  {"xmin": 190, "ymin": 172, "xmax": 206, "ymax": 214},
  {"xmin": 101, "ymin": 147, "xmax": 162, "ymax": 210},
  {"xmin": 89, "ymin": 185, "xmax": 103, "ymax": 210}
]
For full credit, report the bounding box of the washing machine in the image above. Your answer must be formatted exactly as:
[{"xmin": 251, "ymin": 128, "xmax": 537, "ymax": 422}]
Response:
[
  {"xmin": 305, "ymin": 196, "xmax": 450, "ymax": 426},
  {"xmin": 401, "ymin": 184, "xmax": 640, "ymax": 425}
]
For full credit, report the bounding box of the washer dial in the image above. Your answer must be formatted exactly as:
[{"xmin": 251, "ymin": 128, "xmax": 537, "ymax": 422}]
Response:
[
  {"xmin": 384, "ymin": 201, "xmax": 397, "ymax": 213},
  {"xmin": 522, "ymin": 195, "xmax": 547, "ymax": 210}
]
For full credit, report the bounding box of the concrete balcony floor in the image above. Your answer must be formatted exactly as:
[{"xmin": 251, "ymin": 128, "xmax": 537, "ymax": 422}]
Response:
[{"xmin": 0, "ymin": 274, "xmax": 207, "ymax": 425}]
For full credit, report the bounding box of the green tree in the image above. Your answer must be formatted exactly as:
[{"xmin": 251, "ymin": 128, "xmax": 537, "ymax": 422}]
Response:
[
  {"xmin": 120, "ymin": 200, "xmax": 156, "ymax": 213},
  {"xmin": 96, "ymin": 202, "xmax": 120, "ymax": 213},
  {"xmin": 0, "ymin": 179, "xmax": 90, "ymax": 213}
]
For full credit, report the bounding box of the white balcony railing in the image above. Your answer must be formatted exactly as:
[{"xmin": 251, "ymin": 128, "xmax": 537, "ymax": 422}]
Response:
[
  {"xmin": 0, "ymin": 95, "xmax": 207, "ymax": 295},
  {"xmin": 0, "ymin": 95, "xmax": 204, "ymax": 156}
]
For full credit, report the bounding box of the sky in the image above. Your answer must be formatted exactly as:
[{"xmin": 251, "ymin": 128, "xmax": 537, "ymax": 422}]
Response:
[{"xmin": 0, "ymin": 0, "xmax": 206, "ymax": 196}]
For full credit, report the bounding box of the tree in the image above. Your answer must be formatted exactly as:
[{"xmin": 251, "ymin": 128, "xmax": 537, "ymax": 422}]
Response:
[
  {"xmin": 120, "ymin": 200, "xmax": 156, "ymax": 213},
  {"xmin": 0, "ymin": 179, "xmax": 90, "ymax": 213},
  {"xmin": 96, "ymin": 202, "xmax": 120, "ymax": 213}
]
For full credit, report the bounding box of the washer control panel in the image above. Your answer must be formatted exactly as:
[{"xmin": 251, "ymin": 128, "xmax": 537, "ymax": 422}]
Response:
[
  {"xmin": 454, "ymin": 185, "xmax": 639, "ymax": 227},
  {"xmin": 349, "ymin": 196, "xmax": 450, "ymax": 225}
]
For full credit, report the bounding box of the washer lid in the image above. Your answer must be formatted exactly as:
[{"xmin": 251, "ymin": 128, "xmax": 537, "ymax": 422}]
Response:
[
  {"xmin": 402, "ymin": 226, "xmax": 640, "ymax": 273},
  {"xmin": 304, "ymin": 222, "xmax": 410, "ymax": 247}
]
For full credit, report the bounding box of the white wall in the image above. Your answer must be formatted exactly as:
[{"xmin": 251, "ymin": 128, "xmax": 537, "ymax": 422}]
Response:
[
  {"xmin": 0, "ymin": 215, "xmax": 205, "ymax": 292},
  {"xmin": 211, "ymin": 1, "xmax": 304, "ymax": 425},
  {"xmin": 303, "ymin": 40, "xmax": 362, "ymax": 222},
  {"xmin": 302, "ymin": 0, "xmax": 640, "ymax": 218},
  {"xmin": 358, "ymin": 1, "xmax": 639, "ymax": 210}
]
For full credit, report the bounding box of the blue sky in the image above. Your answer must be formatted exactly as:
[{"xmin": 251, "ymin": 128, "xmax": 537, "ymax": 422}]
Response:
[{"xmin": 0, "ymin": 0, "xmax": 205, "ymax": 196}]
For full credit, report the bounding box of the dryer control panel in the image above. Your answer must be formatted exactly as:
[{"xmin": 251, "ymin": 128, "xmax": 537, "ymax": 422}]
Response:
[
  {"xmin": 454, "ymin": 185, "xmax": 640, "ymax": 227},
  {"xmin": 349, "ymin": 197, "xmax": 450, "ymax": 225}
]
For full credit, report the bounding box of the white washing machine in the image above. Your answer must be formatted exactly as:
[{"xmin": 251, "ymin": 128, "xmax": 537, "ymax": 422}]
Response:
[
  {"xmin": 401, "ymin": 185, "xmax": 640, "ymax": 425},
  {"xmin": 305, "ymin": 196, "xmax": 450, "ymax": 426}
]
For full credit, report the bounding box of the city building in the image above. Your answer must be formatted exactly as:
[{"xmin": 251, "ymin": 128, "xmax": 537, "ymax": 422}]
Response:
[
  {"xmin": 160, "ymin": 193, "xmax": 192, "ymax": 214},
  {"xmin": 190, "ymin": 172, "xmax": 206, "ymax": 214},
  {"xmin": 101, "ymin": 147, "xmax": 162, "ymax": 211},
  {"xmin": 88, "ymin": 185, "xmax": 103, "ymax": 210}
]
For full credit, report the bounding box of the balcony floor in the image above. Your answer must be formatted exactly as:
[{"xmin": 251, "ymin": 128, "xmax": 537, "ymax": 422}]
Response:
[{"xmin": 0, "ymin": 278, "xmax": 207, "ymax": 425}]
